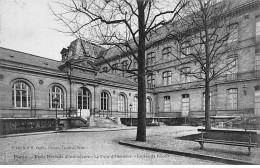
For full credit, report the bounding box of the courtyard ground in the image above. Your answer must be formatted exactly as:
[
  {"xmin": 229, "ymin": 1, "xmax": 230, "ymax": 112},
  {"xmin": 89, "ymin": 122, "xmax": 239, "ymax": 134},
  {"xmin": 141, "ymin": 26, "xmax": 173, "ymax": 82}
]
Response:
[
  {"xmin": 0, "ymin": 126, "xmax": 222, "ymax": 165},
  {"xmin": 119, "ymin": 126, "xmax": 260, "ymax": 165}
]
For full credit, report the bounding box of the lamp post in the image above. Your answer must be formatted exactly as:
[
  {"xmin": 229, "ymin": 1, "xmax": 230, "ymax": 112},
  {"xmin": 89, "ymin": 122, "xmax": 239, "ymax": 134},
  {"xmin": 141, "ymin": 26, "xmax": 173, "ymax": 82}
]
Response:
[
  {"xmin": 129, "ymin": 104, "xmax": 132, "ymax": 126},
  {"xmin": 53, "ymin": 97, "xmax": 59, "ymax": 130}
]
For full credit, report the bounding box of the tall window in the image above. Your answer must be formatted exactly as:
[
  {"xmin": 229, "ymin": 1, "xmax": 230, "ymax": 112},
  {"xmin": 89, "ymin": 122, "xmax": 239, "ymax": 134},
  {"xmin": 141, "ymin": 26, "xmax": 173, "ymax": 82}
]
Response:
[
  {"xmin": 118, "ymin": 94, "xmax": 126, "ymax": 112},
  {"xmin": 133, "ymin": 59, "xmax": 138, "ymax": 69},
  {"xmin": 146, "ymin": 98, "xmax": 152, "ymax": 113},
  {"xmin": 180, "ymin": 67, "xmax": 191, "ymax": 83},
  {"xmin": 256, "ymin": 21, "xmax": 260, "ymax": 36},
  {"xmin": 101, "ymin": 92, "xmax": 109, "ymax": 111},
  {"xmin": 203, "ymin": 92, "xmax": 212, "ymax": 110},
  {"xmin": 133, "ymin": 96, "xmax": 138, "ymax": 112},
  {"xmin": 147, "ymin": 52, "xmax": 155, "ymax": 65},
  {"xmin": 182, "ymin": 94, "xmax": 190, "ymax": 117},
  {"xmin": 78, "ymin": 89, "xmax": 90, "ymax": 109},
  {"xmin": 147, "ymin": 74, "xmax": 155, "ymax": 88},
  {"xmin": 112, "ymin": 63, "xmax": 118, "ymax": 74},
  {"xmin": 256, "ymin": 56, "xmax": 260, "ymax": 71},
  {"xmin": 163, "ymin": 71, "xmax": 172, "ymax": 86},
  {"xmin": 164, "ymin": 96, "xmax": 171, "ymax": 112},
  {"xmin": 122, "ymin": 61, "xmax": 128, "ymax": 77},
  {"xmin": 227, "ymin": 89, "xmax": 238, "ymax": 109},
  {"xmin": 12, "ymin": 82, "xmax": 31, "ymax": 108},
  {"xmin": 49, "ymin": 86, "xmax": 64, "ymax": 109},
  {"xmin": 180, "ymin": 43, "xmax": 190, "ymax": 58},
  {"xmin": 162, "ymin": 47, "xmax": 171, "ymax": 62},
  {"xmin": 255, "ymin": 89, "xmax": 260, "ymax": 116},
  {"xmin": 227, "ymin": 58, "xmax": 237, "ymax": 80},
  {"xmin": 228, "ymin": 24, "xmax": 238, "ymax": 43}
]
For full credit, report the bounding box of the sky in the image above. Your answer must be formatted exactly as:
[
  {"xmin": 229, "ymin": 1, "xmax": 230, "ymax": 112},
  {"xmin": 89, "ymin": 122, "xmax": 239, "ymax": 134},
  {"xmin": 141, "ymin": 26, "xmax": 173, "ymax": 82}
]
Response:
[{"xmin": 0, "ymin": 0, "xmax": 75, "ymax": 61}]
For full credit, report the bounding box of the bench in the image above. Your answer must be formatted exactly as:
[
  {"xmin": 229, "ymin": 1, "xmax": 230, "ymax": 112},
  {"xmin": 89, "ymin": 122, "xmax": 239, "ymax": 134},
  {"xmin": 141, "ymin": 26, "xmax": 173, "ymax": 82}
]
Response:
[{"xmin": 195, "ymin": 129, "xmax": 257, "ymax": 155}]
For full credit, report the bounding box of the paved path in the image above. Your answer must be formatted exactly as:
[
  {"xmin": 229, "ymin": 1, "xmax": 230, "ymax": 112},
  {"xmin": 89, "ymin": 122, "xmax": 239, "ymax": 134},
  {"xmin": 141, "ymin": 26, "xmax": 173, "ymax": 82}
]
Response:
[{"xmin": 0, "ymin": 127, "xmax": 222, "ymax": 165}]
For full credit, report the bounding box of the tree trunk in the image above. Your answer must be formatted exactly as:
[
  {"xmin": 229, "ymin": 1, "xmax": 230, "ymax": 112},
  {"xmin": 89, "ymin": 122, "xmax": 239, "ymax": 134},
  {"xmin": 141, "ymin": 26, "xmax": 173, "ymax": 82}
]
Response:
[
  {"xmin": 136, "ymin": 1, "xmax": 146, "ymax": 142},
  {"xmin": 204, "ymin": 79, "xmax": 211, "ymax": 130}
]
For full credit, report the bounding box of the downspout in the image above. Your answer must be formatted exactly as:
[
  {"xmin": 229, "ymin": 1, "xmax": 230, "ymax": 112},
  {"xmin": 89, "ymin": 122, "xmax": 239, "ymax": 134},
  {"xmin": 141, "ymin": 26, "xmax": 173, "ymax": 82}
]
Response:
[{"xmin": 68, "ymin": 66, "xmax": 72, "ymax": 117}]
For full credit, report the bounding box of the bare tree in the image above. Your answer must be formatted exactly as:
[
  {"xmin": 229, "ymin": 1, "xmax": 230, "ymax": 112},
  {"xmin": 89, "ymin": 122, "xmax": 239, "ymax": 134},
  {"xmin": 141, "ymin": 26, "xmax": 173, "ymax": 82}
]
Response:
[
  {"xmin": 167, "ymin": 0, "xmax": 244, "ymax": 130},
  {"xmin": 51, "ymin": 0, "xmax": 188, "ymax": 141}
]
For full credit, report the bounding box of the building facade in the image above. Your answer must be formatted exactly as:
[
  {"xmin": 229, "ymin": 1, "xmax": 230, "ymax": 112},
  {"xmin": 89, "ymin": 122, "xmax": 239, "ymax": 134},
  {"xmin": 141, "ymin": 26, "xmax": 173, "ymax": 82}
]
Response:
[
  {"xmin": 0, "ymin": 0, "xmax": 260, "ymax": 122},
  {"xmin": 0, "ymin": 44, "xmax": 154, "ymax": 119},
  {"xmin": 97, "ymin": 0, "xmax": 260, "ymax": 118}
]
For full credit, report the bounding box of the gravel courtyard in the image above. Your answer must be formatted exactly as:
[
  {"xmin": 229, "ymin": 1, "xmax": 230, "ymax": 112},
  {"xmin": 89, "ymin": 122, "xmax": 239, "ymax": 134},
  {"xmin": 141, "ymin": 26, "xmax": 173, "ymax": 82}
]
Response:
[{"xmin": 0, "ymin": 126, "xmax": 223, "ymax": 165}]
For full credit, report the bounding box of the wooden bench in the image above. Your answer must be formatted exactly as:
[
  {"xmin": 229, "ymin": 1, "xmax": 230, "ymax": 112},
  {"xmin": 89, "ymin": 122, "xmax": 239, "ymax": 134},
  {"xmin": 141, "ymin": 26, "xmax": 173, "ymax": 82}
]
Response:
[{"xmin": 195, "ymin": 129, "xmax": 257, "ymax": 155}]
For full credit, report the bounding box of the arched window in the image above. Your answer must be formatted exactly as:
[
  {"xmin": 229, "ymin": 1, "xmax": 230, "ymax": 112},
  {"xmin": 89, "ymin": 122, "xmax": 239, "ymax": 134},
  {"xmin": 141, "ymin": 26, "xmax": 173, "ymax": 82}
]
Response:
[
  {"xmin": 12, "ymin": 82, "xmax": 31, "ymax": 108},
  {"xmin": 78, "ymin": 88, "xmax": 90, "ymax": 109},
  {"xmin": 118, "ymin": 94, "xmax": 126, "ymax": 112},
  {"xmin": 101, "ymin": 92, "xmax": 109, "ymax": 111},
  {"xmin": 133, "ymin": 96, "xmax": 138, "ymax": 112},
  {"xmin": 146, "ymin": 98, "xmax": 152, "ymax": 113},
  {"xmin": 49, "ymin": 86, "xmax": 64, "ymax": 109}
]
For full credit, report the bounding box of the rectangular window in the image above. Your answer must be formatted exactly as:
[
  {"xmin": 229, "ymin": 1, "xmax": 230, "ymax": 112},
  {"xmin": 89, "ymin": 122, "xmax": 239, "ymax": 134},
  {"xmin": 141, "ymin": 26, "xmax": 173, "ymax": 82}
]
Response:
[
  {"xmin": 203, "ymin": 92, "xmax": 212, "ymax": 110},
  {"xmin": 227, "ymin": 58, "xmax": 237, "ymax": 80},
  {"xmin": 147, "ymin": 74, "xmax": 155, "ymax": 88},
  {"xmin": 256, "ymin": 21, "xmax": 260, "ymax": 36},
  {"xmin": 180, "ymin": 67, "xmax": 191, "ymax": 83},
  {"xmin": 182, "ymin": 94, "xmax": 190, "ymax": 117},
  {"xmin": 133, "ymin": 60, "xmax": 138, "ymax": 69},
  {"xmin": 163, "ymin": 71, "xmax": 172, "ymax": 86},
  {"xmin": 112, "ymin": 63, "xmax": 118, "ymax": 74},
  {"xmin": 255, "ymin": 90, "xmax": 260, "ymax": 116},
  {"xmin": 122, "ymin": 61, "xmax": 128, "ymax": 77},
  {"xmin": 147, "ymin": 52, "xmax": 155, "ymax": 66},
  {"xmin": 162, "ymin": 47, "xmax": 172, "ymax": 62},
  {"xmin": 256, "ymin": 56, "xmax": 260, "ymax": 71},
  {"xmin": 164, "ymin": 96, "xmax": 171, "ymax": 112},
  {"xmin": 228, "ymin": 25, "xmax": 238, "ymax": 43},
  {"xmin": 180, "ymin": 43, "xmax": 190, "ymax": 58},
  {"xmin": 227, "ymin": 89, "xmax": 238, "ymax": 109}
]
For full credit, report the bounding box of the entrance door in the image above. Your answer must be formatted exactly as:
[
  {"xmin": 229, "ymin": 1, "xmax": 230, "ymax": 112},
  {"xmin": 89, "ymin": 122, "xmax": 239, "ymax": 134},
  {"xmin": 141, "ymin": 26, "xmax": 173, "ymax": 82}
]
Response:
[
  {"xmin": 182, "ymin": 94, "xmax": 189, "ymax": 117},
  {"xmin": 77, "ymin": 88, "xmax": 90, "ymax": 118}
]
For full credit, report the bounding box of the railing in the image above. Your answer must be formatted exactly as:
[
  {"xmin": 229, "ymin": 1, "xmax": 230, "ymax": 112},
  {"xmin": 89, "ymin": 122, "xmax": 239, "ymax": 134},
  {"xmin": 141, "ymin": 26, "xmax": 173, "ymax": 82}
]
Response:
[
  {"xmin": 147, "ymin": 83, "xmax": 155, "ymax": 88},
  {"xmin": 0, "ymin": 108, "xmax": 70, "ymax": 118}
]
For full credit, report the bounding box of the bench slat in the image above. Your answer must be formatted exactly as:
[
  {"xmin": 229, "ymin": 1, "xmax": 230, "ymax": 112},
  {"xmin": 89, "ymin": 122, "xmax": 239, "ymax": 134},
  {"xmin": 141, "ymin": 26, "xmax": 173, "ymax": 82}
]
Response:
[
  {"xmin": 198, "ymin": 129, "xmax": 257, "ymax": 135},
  {"xmin": 195, "ymin": 139, "xmax": 257, "ymax": 147},
  {"xmin": 195, "ymin": 138, "xmax": 257, "ymax": 145}
]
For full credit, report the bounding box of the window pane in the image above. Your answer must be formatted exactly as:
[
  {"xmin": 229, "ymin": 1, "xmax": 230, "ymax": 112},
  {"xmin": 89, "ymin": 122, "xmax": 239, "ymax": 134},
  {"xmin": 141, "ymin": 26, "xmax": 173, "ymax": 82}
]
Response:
[{"xmin": 22, "ymin": 91, "xmax": 26, "ymax": 107}]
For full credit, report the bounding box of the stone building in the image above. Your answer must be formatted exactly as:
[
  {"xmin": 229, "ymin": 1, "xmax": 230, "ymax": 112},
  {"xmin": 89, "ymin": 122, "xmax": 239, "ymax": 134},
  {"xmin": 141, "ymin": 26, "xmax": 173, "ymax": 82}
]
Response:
[
  {"xmin": 97, "ymin": 0, "xmax": 260, "ymax": 118},
  {"xmin": 0, "ymin": 0, "xmax": 260, "ymax": 128}
]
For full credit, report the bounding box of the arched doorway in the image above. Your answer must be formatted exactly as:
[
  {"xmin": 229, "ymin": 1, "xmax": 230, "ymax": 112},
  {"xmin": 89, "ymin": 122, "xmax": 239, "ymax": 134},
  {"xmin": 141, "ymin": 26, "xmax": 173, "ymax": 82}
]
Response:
[{"xmin": 77, "ymin": 88, "xmax": 91, "ymax": 118}]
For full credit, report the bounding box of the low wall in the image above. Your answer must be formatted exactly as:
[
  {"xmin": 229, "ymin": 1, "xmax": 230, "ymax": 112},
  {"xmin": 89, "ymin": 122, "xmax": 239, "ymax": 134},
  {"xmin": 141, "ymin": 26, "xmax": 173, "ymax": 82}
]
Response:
[{"xmin": 0, "ymin": 118, "xmax": 57, "ymax": 135}]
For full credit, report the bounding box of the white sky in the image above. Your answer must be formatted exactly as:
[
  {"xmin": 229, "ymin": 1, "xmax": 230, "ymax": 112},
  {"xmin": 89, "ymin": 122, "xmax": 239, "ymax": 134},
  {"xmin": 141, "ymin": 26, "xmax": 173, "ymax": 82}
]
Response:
[{"xmin": 0, "ymin": 0, "xmax": 75, "ymax": 61}]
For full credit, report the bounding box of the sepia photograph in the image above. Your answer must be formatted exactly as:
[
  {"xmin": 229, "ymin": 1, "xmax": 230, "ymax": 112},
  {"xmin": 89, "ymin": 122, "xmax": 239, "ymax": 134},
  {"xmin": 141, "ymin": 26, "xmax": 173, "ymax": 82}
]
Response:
[{"xmin": 0, "ymin": 0, "xmax": 259, "ymax": 165}]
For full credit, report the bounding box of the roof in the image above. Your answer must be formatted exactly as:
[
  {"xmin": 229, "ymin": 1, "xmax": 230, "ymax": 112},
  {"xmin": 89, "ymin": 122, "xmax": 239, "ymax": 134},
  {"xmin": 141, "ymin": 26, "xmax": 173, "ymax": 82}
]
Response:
[
  {"xmin": 96, "ymin": 72, "xmax": 137, "ymax": 86},
  {"xmin": 0, "ymin": 47, "xmax": 62, "ymax": 71}
]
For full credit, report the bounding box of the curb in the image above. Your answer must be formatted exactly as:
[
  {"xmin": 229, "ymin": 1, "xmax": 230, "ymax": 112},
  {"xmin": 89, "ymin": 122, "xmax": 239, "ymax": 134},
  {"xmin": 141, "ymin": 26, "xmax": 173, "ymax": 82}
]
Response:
[
  {"xmin": 0, "ymin": 131, "xmax": 57, "ymax": 138},
  {"xmin": 118, "ymin": 140, "xmax": 257, "ymax": 165},
  {"xmin": 0, "ymin": 127, "xmax": 136, "ymax": 138}
]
